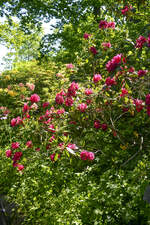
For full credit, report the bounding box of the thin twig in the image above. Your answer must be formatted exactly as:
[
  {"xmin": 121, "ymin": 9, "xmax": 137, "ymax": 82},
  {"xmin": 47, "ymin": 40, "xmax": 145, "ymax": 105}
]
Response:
[{"xmin": 121, "ymin": 136, "xmax": 143, "ymax": 167}]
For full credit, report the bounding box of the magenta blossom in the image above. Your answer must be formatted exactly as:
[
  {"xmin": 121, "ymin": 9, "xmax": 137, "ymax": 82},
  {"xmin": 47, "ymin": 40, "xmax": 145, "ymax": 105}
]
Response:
[
  {"xmin": 85, "ymin": 88, "xmax": 93, "ymax": 96},
  {"xmin": 26, "ymin": 141, "xmax": 33, "ymax": 148},
  {"xmin": 78, "ymin": 103, "xmax": 87, "ymax": 112},
  {"xmin": 105, "ymin": 77, "xmax": 116, "ymax": 86},
  {"xmin": 90, "ymin": 46, "xmax": 98, "ymax": 55},
  {"xmin": 83, "ymin": 33, "xmax": 91, "ymax": 39},
  {"xmin": 102, "ymin": 42, "xmax": 111, "ymax": 50},
  {"xmin": 80, "ymin": 151, "xmax": 95, "ymax": 160},
  {"xmin": 6, "ymin": 149, "xmax": 12, "ymax": 158},
  {"xmin": 120, "ymin": 88, "xmax": 128, "ymax": 97},
  {"xmin": 93, "ymin": 74, "xmax": 102, "ymax": 83},
  {"xmin": 65, "ymin": 97, "xmax": 74, "ymax": 107},
  {"xmin": 101, "ymin": 123, "xmax": 108, "ymax": 131},
  {"xmin": 135, "ymin": 36, "xmax": 147, "ymax": 49},
  {"xmin": 66, "ymin": 63, "xmax": 74, "ymax": 69},
  {"xmin": 17, "ymin": 164, "xmax": 24, "ymax": 171},
  {"xmin": 106, "ymin": 54, "xmax": 122, "ymax": 72},
  {"xmin": 30, "ymin": 94, "xmax": 40, "ymax": 103},
  {"xmin": 94, "ymin": 120, "xmax": 101, "ymax": 129},
  {"xmin": 55, "ymin": 93, "xmax": 64, "ymax": 105},
  {"xmin": 138, "ymin": 70, "xmax": 147, "ymax": 77},
  {"xmin": 145, "ymin": 94, "xmax": 150, "ymax": 105},
  {"xmin": 11, "ymin": 142, "xmax": 20, "ymax": 150},
  {"xmin": 13, "ymin": 151, "xmax": 22, "ymax": 161}
]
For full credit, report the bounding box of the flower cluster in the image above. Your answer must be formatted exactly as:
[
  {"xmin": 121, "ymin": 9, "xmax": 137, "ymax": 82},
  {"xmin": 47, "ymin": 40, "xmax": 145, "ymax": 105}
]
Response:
[
  {"xmin": 80, "ymin": 151, "xmax": 95, "ymax": 160},
  {"xmin": 6, "ymin": 142, "xmax": 24, "ymax": 171},
  {"xmin": 106, "ymin": 54, "xmax": 122, "ymax": 72},
  {"xmin": 121, "ymin": 5, "xmax": 132, "ymax": 15},
  {"xmin": 99, "ymin": 20, "xmax": 115, "ymax": 29}
]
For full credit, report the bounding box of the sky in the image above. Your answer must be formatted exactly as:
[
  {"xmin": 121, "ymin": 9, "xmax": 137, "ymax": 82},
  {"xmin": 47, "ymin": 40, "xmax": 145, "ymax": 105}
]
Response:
[{"xmin": 0, "ymin": 18, "xmax": 57, "ymax": 72}]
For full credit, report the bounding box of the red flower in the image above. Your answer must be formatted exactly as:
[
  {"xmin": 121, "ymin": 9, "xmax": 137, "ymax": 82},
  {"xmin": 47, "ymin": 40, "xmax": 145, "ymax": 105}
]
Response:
[
  {"xmin": 78, "ymin": 103, "xmax": 87, "ymax": 112},
  {"xmin": 93, "ymin": 74, "xmax": 102, "ymax": 83},
  {"xmin": 30, "ymin": 94, "xmax": 40, "ymax": 103},
  {"xmin": 83, "ymin": 33, "xmax": 91, "ymax": 39},
  {"xmin": 137, "ymin": 70, "xmax": 147, "ymax": 77},
  {"xmin": 11, "ymin": 142, "xmax": 20, "ymax": 149},
  {"xmin": 94, "ymin": 120, "xmax": 101, "ymax": 129},
  {"xmin": 90, "ymin": 46, "xmax": 98, "ymax": 55},
  {"xmin": 17, "ymin": 164, "xmax": 24, "ymax": 171},
  {"xmin": 99, "ymin": 20, "xmax": 108, "ymax": 29},
  {"xmin": 26, "ymin": 141, "xmax": 33, "ymax": 148},
  {"xmin": 146, "ymin": 94, "xmax": 150, "ymax": 105},
  {"xmin": 13, "ymin": 152, "xmax": 22, "ymax": 161},
  {"xmin": 55, "ymin": 93, "xmax": 64, "ymax": 104},
  {"xmin": 101, "ymin": 123, "xmax": 108, "ymax": 131},
  {"xmin": 135, "ymin": 36, "xmax": 147, "ymax": 49},
  {"xmin": 105, "ymin": 77, "xmax": 116, "ymax": 86},
  {"xmin": 65, "ymin": 97, "xmax": 74, "ymax": 107},
  {"xmin": 6, "ymin": 149, "xmax": 12, "ymax": 158}
]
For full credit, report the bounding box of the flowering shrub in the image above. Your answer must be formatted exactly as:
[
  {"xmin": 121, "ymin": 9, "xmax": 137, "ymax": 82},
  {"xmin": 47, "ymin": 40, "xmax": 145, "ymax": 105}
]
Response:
[{"xmin": 1, "ymin": 2, "xmax": 150, "ymax": 224}]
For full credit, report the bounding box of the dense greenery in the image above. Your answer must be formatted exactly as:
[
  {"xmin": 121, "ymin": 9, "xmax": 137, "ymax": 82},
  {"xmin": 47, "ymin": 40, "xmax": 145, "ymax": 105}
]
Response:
[{"xmin": 0, "ymin": 0, "xmax": 150, "ymax": 224}]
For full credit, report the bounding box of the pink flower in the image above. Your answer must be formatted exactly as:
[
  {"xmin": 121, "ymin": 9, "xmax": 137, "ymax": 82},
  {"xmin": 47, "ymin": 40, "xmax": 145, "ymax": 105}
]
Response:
[
  {"xmin": 83, "ymin": 33, "xmax": 91, "ymax": 39},
  {"xmin": 80, "ymin": 151, "xmax": 95, "ymax": 161},
  {"xmin": 135, "ymin": 36, "xmax": 147, "ymax": 49},
  {"xmin": 128, "ymin": 67, "xmax": 135, "ymax": 73},
  {"xmin": 120, "ymin": 88, "xmax": 128, "ymax": 97},
  {"xmin": 94, "ymin": 120, "xmax": 101, "ymax": 129},
  {"xmin": 6, "ymin": 149, "xmax": 12, "ymax": 158},
  {"xmin": 11, "ymin": 118, "xmax": 17, "ymax": 127},
  {"xmin": 105, "ymin": 77, "xmax": 116, "ymax": 86},
  {"xmin": 134, "ymin": 99, "xmax": 144, "ymax": 112},
  {"xmin": 121, "ymin": 5, "xmax": 132, "ymax": 15},
  {"xmin": 101, "ymin": 123, "xmax": 108, "ymax": 131},
  {"xmin": 65, "ymin": 97, "xmax": 74, "ymax": 107},
  {"xmin": 102, "ymin": 42, "xmax": 111, "ymax": 50},
  {"xmin": 48, "ymin": 124, "xmax": 55, "ymax": 133},
  {"xmin": 26, "ymin": 141, "xmax": 32, "ymax": 148},
  {"xmin": 87, "ymin": 152, "xmax": 95, "ymax": 160},
  {"xmin": 17, "ymin": 164, "xmax": 24, "ymax": 171},
  {"xmin": 57, "ymin": 108, "xmax": 65, "ymax": 114},
  {"xmin": 55, "ymin": 93, "xmax": 64, "ymax": 104},
  {"xmin": 67, "ymin": 143, "xmax": 77, "ymax": 150},
  {"xmin": 13, "ymin": 152, "xmax": 22, "ymax": 161},
  {"xmin": 146, "ymin": 94, "xmax": 150, "ymax": 105},
  {"xmin": 93, "ymin": 74, "xmax": 102, "ymax": 83},
  {"xmin": 106, "ymin": 54, "xmax": 122, "ymax": 72},
  {"xmin": 86, "ymin": 99, "xmax": 92, "ymax": 105},
  {"xmin": 30, "ymin": 94, "xmax": 40, "ymax": 103},
  {"xmin": 35, "ymin": 148, "xmax": 40, "ymax": 151},
  {"xmin": 23, "ymin": 103, "xmax": 29, "ymax": 112},
  {"xmin": 49, "ymin": 135, "xmax": 55, "ymax": 143},
  {"xmin": 42, "ymin": 102, "xmax": 49, "ymax": 108},
  {"xmin": 148, "ymin": 34, "xmax": 150, "ymax": 47},
  {"xmin": 107, "ymin": 22, "xmax": 115, "ymax": 29},
  {"xmin": 138, "ymin": 70, "xmax": 147, "ymax": 77},
  {"xmin": 50, "ymin": 153, "xmax": 55, "ymax": 161},
  {"xmin": 66, "ymin": 63, "xmax": 74, "ymax": 69},
  {"xmin": 19, "ymin": 83, "xmax": 24, "ymax": 87},
  {"xmin": 78, "ymin": 103, "xmax": 87, "ymax": 112},
  {"xmin": 147, "ymin": 106, "xmax": 150, "ymax": 116},
  {"xmin": 11, "ymin": 142, "xmax": 20, "ymax": 150},
  {"xmin": 90, "ymin": 46, "xmax": 98, "ymax": 55},
  {"xmin": 50, "ymin": 153, "xmax": 60, "ymax": 162},
  {"xmin": 26, "ymin": 83, "xmax": 35, "ymax": 91},
  {"xmin": 99, "ymin": 20, "xmax": 108, "ymax": 29},
  {"xmin": 85, "ymin": 89, "xmax": 93, "ymax": 96},
  {"xmin": 80, "ymin": 151, "xmax": 89, "ymax": 160}
]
